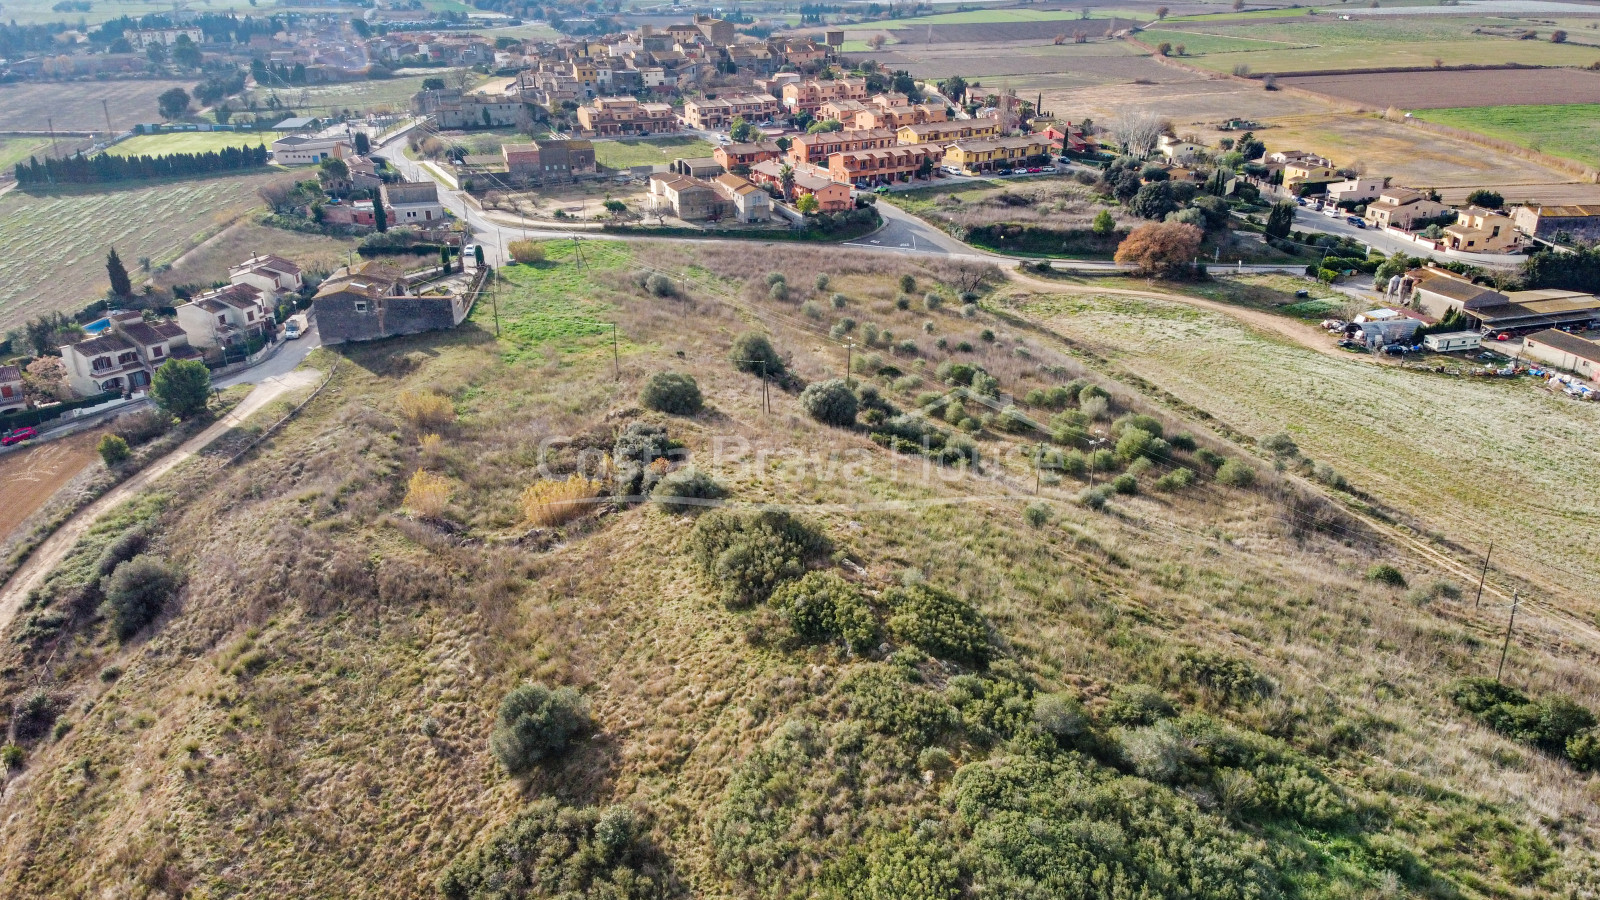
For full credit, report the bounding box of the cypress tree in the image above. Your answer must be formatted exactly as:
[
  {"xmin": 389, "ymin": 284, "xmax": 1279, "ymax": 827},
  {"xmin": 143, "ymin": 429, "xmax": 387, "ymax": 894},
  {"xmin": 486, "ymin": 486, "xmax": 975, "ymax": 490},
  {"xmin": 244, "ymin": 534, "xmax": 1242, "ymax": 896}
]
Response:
[
  {"xmin": 106, "ymin": 248, "xmax": 133, "ymax": 297},
  {"xmin": 373, "ymin": 198, "xmax": 387, "ymax": 233}
]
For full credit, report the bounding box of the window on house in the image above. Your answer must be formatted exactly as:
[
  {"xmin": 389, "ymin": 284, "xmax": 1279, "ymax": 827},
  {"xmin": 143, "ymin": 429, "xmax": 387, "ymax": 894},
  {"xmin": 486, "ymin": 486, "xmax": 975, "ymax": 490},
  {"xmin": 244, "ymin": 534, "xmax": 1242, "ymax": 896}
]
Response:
[
  {"xmin": 355, "ymin": 301, "xmax": 368, "ymax": 312},
  {"xmin": 92, "ymin": 356, "xmax": 111, "ymax": 371},
  {"xmin": 217, "ymin": 314, "xmax": 227, "ymax": 325},
  {"xmin": 152, "ymin": 345, "xmax": 163, "ymax": 358}
]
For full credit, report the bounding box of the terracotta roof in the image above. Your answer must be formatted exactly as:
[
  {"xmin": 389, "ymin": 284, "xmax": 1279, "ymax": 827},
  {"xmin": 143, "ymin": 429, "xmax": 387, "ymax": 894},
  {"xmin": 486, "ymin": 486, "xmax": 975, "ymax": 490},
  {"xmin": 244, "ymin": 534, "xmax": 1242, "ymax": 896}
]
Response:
[
  {"xmin": 120, "ymin": 320, "xmax": 184, "ymax": 346},
  {"xmin": 233, "ymin": 253, "xmax": 301, "ymax": 276},
  {"xmin": 0, "ymin": 364, "xmax": 20, "ymax": 383},
  {"xmin": 69, "ymin": 332, "xmax": 137, "ymax": 356}
]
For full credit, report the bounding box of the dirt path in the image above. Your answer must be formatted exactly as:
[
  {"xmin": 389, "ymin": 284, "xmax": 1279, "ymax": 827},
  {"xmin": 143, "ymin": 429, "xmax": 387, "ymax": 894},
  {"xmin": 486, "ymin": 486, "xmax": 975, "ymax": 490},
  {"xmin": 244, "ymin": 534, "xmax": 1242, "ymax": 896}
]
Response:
[
  {"xmin": 0, "ymin": 431, "xmax": 104, "ymax": 537},
  {"xmin": 0, "ymin": 369, "xmax": 320, "ymax": 638}
]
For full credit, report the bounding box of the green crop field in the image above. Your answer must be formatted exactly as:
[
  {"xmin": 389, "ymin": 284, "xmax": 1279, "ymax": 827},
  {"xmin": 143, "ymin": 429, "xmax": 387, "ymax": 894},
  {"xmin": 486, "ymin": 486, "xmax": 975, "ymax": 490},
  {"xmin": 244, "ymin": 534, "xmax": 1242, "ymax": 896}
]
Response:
[
  {"xmin": 0, "ymin": 137, "xmax": 55, "ymax": 172},
  {"xmin": 1136, "ymin": 29, "xmax": 1310, "ymax": 55},
  {"xmin": 837, "ymin": 7, "xmax": 1156, "ymax": 31},
  {"xmin": 591, "ymin": 136, "xmax": 715, "ymax": 170},
  {"xmin": 1189, "ymin": 37, "xmax": 1600, "ymax": 73},
  {"xmin": 103, "ymin": 131, "xmax": 283, "ymax": 157},
  {"xmin": 241, "ymin": 72, "xmax": 473, "ymax": 115},
  {"xmin": 1414, "ymin": 103, "xmax": 1600, "ymax": 168},
  {"xmin": 0, "ymin": 172, "xmax": 290, "ymax": 331}
]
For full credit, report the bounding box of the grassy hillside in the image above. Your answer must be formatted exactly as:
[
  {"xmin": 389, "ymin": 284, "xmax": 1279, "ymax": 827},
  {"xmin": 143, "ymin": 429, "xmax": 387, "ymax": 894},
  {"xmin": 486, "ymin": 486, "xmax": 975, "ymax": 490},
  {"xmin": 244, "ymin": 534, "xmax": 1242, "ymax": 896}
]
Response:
[{"xmin": 1, "ymin": 242, "xmax": 1597, "ymax": 899}]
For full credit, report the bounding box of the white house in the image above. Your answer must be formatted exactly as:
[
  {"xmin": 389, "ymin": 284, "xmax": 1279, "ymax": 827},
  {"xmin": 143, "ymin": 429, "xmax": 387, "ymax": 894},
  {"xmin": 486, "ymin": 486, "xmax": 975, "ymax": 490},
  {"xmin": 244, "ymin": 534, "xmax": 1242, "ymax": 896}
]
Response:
[
  {"xmin": 0, "ymin": 364, "xmax": 25, "ymax": 415},
  {"xmin": 176, "ymin": 284, "xmax": 272, "ymax": 350},
  {"xmin": 270, "ymin": 134, "xmax": 352, "ymax": 165},
  {"xmin": 1158, "ymin": 134, "xmax": 1206, "ymax": 162},
  {"xmin": 1325, "ymin": 177, "xmax": 1386, "ymax": 205},
  {"xmin": 60, "ymin": 312, "xmax": 198, "ymax": 397},
  {"xmin": 229, "ymin": 254, "xmax": 303, "ymax": 297}
]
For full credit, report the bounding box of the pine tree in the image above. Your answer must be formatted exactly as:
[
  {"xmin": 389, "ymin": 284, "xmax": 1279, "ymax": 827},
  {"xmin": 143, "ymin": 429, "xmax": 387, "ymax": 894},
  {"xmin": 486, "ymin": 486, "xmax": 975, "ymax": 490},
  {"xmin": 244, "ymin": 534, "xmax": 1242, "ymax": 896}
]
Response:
[{"xmin": 106, "ymin": 248, "xmax": 133, "ymax": 297}]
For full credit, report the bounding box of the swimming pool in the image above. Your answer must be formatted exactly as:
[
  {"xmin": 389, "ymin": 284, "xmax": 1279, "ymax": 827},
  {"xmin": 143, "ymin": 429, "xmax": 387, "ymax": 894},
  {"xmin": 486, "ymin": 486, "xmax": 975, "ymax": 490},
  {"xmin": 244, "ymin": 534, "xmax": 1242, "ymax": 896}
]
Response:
[{"xmin": 83, "ymin": 318, "xmax": 110, "ymax": 335}]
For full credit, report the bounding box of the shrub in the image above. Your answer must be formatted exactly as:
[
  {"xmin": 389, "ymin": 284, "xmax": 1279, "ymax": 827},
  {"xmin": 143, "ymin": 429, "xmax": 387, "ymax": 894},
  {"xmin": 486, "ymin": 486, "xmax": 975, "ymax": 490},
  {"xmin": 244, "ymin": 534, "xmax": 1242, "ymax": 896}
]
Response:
[
  {"xmin": 1115, "ymin": 427, "xmax": 1155, "ymax": 463},
  {"xmin": 765, "ymin": 271, "xmax": 787, "ymax": 287},
  {"xmin": 960, "ymin": 304, "xmax": 978, "ymax": 319},
  {"xmin": 102, "ymin": 555, "xmax": 180, "ymax": 640},
  {"xmin": 1365, "ymin": 564, "xmax": 1407, "ymax": 588},
  {"xmin": 799, "ymin": 378, "xmax": 859, "ymax": 427},
  {"xmin": 403, "ymin": 469, "xmax": 451, "ymax": 518},
  {"xmin": 769, "ymin": 281, "xmax": 791, "ymax": 301},
  {"xmin": 1313, "ymin": 462, "xmax": 1348, "ymax": 490},
  {"xmin": 651, "ymin": 468, "xmax": 727, "ymax": 511},
  {"xmin": 1195, "ymin": 448, "xmax": 1226, "ymax": 470},
  {"xmin": 97, "ymin": 434, "xmax": 130, "ymax": 466},
  {"xmin": 1154, "ymin": 468, "xmax": 1195, "ymax": 492},
  {"xmin": 639, "ymin": 372, "xmax": 703, "ymax": 415},
  {"xmin": 1113, "ymin": 413, "xmax": 1164, "ymax": 439},
  {"xmin": 1215, "ymin": 458, "xmax": 1255, "ymax": 487},
  {"xmin": 507, "ymin": 240, "xmax": 546, "ymax": 263},
  {"xmin": 687, "ymin": 509, "xmax": 831, "ymax": 607},
  {"xmin": 644, "ymin": 273, "xmax": 676, "ymax": 297},
  {"xmin": 899, "ymin": 273, "xmax": 916, "ymax": 293},
  {"xmin": 1104, "ymin": 683, "xmax": 1176, "ymax": 726},
  {"xmin": 113, "ymin": 408, "xmax": 173, "ymax": 446},
  {"xmin": 1177, "ymin": 648, "xmax": 1272, "ymax": 702},
  {"xmin": 884, "ymin": 583, "xmax": 988, "ymax": 664},
  {"xmin": 521, "ymin": 474, "xmax": 603, "ymax": 526},
  {"xmin": 438, "ymin": 799, "xmax": 662, "ymax": 900},
  {"xmin": 488, "ymin": 682, "xmax": 587, "ymax": 774},
  {"xmin": 1023, "ymin": 501, "xmax": 1052, "ymax": 528},
  {"xmin": 831, "ymin": 292, "xmax": 848, "ymax": 308},
  {"xmin": 769, "ymin": 570, "xmax": 878, "ymax": 653},
  {"xmin": 923, "ymin": 291, "xmax": 943, "ymax": 310},
  {"xmin": 1261, "ymin": 431, "xmax": 1299, "ymax": 457},
  {"xmin": 150, "ymin": 358, "xmax": 210, "ymax": 419},
  {"xmin": 1112, "ymin": 473, "xmax": 1138, "ymax": 495},
  {"xmin": 1033, "ymin": 692, "xmax": 1089, "ymax": 741},
  {"xmin": 1078, "ymin": 485, "xmax": 1110, "ymax": 509},
  {"xmin": 1450, "ymin": 677, "xmax": 1599, "ymax": 766},
  {"xmin": 398, "ymin": 390, "xmax": 456, "ymax": 429},
  {"xmin": 1169, "ymin": 432, "xmax": 1197, "ymax": 452},
  {"xmin": 0, "ymin": 744, "xmax": 22, "ymax": 770},
  {"xmin": 730, "ymin": 332, "xmax": 784, "ymax": 377},
  {"xmin": 814, "ymin": 273, "xmax": 830, "ymax": 291},
  {"xmin": 801, "ymin": 300, "xmax": 822, "ymax": 319},
  {"xmin": 612, "ymin": 422, "xmax": 676, "ymax": 498}
]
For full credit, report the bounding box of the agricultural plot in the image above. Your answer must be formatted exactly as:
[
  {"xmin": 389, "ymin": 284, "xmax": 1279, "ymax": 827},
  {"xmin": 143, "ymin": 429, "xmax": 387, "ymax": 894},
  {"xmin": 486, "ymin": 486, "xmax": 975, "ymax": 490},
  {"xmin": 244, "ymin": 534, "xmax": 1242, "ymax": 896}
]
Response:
[
  {"xmin": 0, "ymin": 0, "xmax": 289, "ymax": 25},
  {"xmin": 591, "ymin": 136, "xmax": 715, "ymax": 170},
  {"xmin": 874, "ymin": 40, "xmax": 1181, "ymax": 80},
  {"xmin": 1189, "ymin": 37, "xmax": 1600, "ymax": 73},
  {"xmin": 0, "ymin": 172, "xmax": 292, "ymax": 331},
  {"xmin": 0, "ymin": 80, "xmax": 201, "ymax": 132},
  {"xmin": 240, "ymin": 72, "xmax": 466, "ymax": 116},
  {"xmin": 152, "ymin": 220, "xmax": 364, "ymax": 292},
  {"xmin": 1414, "ymin": 103, "xmax": 1600, "ymax": 168},
  {"xmin": 0, "ymin": 137, "xmax": 56, "ymax": 173},
  {"xmin": 104, "ymin": 131, "xmax": 283, "ymax": 157},
  {"xmin": 1012, "ymin": 285, "xmax": 1600, "ymax": 603},
  {"xmin": 1136, "ymin": 28, "xmax": 1311, "ymax": 55},
  {"xmin": 1279, "ymin": 68, "xmax": 1600, "ymax": 109}
]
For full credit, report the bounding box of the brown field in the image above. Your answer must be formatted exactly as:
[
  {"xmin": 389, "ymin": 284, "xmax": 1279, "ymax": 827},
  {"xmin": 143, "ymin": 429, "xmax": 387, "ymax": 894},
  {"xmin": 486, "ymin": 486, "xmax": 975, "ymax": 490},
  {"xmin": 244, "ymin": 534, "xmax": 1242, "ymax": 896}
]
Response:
[
  {"xmin": 1036, "ymin": 72, "xmax": 1328, "ymax": 127},
  {"xmin": 0, "ymin": 80, "xmax": 200, "ymax": 133},
  {"xmin": 0, "ymin": 431, "xmax": 103, "ymax": 538},
  {"xmin": 869, "ymin": 39, "xmax": 1180, "ymax": 80},
  {"xmin": 1279, "ymin": 68, "xmax": 1600, "ymax": 110},
  {"xmin": 153, "ymin": 219, "xmax": 365, "ymax": 290},
  {"xmin": 1435, "ymin": 181, "xmax": 1600, "ymax": 206},
  {"xmin": 914, "ymin": 17, "xmax": 1141, "ymax": 44}
]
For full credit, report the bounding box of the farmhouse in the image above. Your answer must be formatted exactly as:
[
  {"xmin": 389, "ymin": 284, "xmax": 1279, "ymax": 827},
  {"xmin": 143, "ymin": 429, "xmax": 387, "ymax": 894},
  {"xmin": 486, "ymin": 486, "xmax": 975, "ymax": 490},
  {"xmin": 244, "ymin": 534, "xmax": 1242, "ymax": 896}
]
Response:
[
  {"xmin": 1039, "ymin": 122, "xmax": 1094, "ymax": 154},
  {"xmin": 0, "ymin": 364, "xmax": 24, "ymax": 415},
  {"xmin": 412, "ymin": 89, "xmax": 531, "ymax": 130},
  {"xmin": 1512, "ymin": 204, "xmax": 1600, "ymax": 243},
  {"xmin": 382, "ymin": 181, "xmax": 446, "ymax": 224},
  {"xmin": 314, "ymin": 261, "xmax": 477, "ymax": 345},
  {"xmin": 270, "ymin": 134, "xmax": 352, "ymax": 166},
  {"xmin": 501, "ymin": 140, "xmax": 596, "ymax": 182},
  {"xmin": 647, "ymin": 174, "xmax": 735, "ymax": 221},
  {"xmin": 1365, "ymin": 187, "xmax": 1448, "ymax": 230},
  {"xmin": 1442, "ymin": 207, "xmax": 1518, "ymax": 253},
  {"xmin": 59, "ymin": 311, "xmax": 198, "ymax": 397},
  {"xmin": 712, "ymin": 174, "xmax": 771, "ymax": 223},
  {"xmin": 1522, "ymin": 329, "xmax": 1600, "ymax": 380},
  {"xmin": 176, "ymin": 284, "xmax": 273, "ymax": 350}
]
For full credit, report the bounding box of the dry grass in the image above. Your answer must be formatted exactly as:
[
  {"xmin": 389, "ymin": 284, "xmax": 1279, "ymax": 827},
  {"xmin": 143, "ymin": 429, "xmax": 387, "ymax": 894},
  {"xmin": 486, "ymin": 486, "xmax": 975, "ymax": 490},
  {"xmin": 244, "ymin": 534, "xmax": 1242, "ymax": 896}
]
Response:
[
  {"xmin": 403, "ymin": 469, "xmax": 452, "ymax": 518},
  {"xmin": 396, "ymin": 390, "xmax": 456, "ymax": 430},
  {"xmin": 520, "ymin": 474, "xmax": 604, "ymax": 528}
]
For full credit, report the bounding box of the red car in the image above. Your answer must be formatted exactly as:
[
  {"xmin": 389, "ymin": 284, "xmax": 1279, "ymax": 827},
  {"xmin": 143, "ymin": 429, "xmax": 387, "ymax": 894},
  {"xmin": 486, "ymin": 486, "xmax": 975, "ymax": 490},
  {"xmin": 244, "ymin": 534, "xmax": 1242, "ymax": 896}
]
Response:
[
  {"xmin": 1496, "ymin": 333, "xmax": 1511, "ymax": 341},
  {"xmin": 1, "ymin": 426, "xmax": 37, "ymax": 446}
]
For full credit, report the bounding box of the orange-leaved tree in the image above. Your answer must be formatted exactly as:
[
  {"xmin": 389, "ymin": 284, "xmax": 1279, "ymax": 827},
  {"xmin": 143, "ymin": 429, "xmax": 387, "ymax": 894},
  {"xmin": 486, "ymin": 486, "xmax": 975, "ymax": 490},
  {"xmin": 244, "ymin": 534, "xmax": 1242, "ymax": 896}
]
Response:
[{"xmin": 1113, "ymin": 222, "xmax": 1203, "ymax": 279}]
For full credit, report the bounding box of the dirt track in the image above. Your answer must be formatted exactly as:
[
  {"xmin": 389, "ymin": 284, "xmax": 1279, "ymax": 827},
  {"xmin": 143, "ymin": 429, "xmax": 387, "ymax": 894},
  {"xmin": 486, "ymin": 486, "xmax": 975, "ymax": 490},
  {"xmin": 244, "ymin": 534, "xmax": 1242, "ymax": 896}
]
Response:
[{"xmin": 0, "ymin": 369, "xmax": 320, "ymax": 638}]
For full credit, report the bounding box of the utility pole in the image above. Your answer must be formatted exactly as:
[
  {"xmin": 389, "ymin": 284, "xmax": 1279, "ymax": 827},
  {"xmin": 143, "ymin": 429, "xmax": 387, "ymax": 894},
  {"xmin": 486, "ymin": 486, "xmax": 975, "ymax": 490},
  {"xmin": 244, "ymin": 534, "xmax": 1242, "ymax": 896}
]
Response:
[
  {"xmin": 761, "ymin": 360, "xmax": 770, "ymax": 414},
  {"xmin": 611, "ymin": 323, "xmax": 620, "ymax": 380},
  {"xmin": 1087, "ymin": 434, "xmax": 1106, "ymax": 488},
  {"xmin": 1496, "ymin": 590, "xmax": 1519, "ymax": 683},
  {"xmin": 1034, "ymin": 443, "xmax": 1042, "ymax": 494},
  {"xmin": 102, "ymin": 99, "xmax": 113, "ymax": 140},
  {"xmin": 844, "ymin": 340, "xmax": 854, "ymax": 384},
  {"xmin": 47, "ymin": 117, "xmax": 58, "ymax": 159},
  {"xmin": 491, "ymin": 265, "xmax": 500, "ymax": 337},
  {"xmin": 1473, "ymin": 542, "xmax": 1493, "ymax": 610}
]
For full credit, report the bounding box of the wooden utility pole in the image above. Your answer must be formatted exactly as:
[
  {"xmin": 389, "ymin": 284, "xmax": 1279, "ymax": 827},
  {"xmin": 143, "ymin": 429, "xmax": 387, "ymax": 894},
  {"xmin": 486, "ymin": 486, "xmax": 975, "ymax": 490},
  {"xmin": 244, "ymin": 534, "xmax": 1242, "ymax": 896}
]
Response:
[
  {"xmin": 844, "ymin": 340, "xmax": 854, "ymax": 384},
  {"xmin": 102, "ymin": 100, "xmax": 113, "ymax": 139},
  {"xmin": 491, "ymin": 265, "xmax": 500, "ymax": 337},
  {"xmin": 1496, "ymin": 590, "xmax": 1519, "ymax": 683},
  {"xmin": 1473, "ymin": 542, "xmax": 1492, "ymax": 610},
  {"xmin": 761, "ymin": 361, "xmax": 770, "ymax": 414},
  {"xmin": 611, "ymin": 323, "xmax": 619, "ymax": 380}
]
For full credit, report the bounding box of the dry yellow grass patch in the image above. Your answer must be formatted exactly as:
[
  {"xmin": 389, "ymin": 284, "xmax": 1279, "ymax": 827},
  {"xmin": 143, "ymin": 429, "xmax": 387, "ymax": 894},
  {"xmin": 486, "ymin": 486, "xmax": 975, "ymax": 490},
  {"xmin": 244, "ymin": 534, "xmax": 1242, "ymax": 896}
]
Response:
[
  {"xmin": 398, "ymin": 391, "xmax": 456, "ymax": 430},
  {"xmin": 520, "ymin": 474, "xmax": 604, "ymax": 528},
  {"xmin": 403, "ymin": 469, "xmax": 452, "ymax": 518}
]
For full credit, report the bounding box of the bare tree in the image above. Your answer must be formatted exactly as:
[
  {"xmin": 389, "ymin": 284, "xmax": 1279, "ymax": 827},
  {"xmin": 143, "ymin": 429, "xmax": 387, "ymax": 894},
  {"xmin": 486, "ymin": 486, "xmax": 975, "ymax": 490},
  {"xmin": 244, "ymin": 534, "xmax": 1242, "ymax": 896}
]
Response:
[
  {"xmin": 259, "ymin": 181, "xmax": 298, "ymax": 214},
  {"xmin": 1111, "ymin": 111, "xmax": 1165, "ymax": 159},
  {"xmin": 448, "ymin": 67, "xmax": 475, "ymax": 91}
]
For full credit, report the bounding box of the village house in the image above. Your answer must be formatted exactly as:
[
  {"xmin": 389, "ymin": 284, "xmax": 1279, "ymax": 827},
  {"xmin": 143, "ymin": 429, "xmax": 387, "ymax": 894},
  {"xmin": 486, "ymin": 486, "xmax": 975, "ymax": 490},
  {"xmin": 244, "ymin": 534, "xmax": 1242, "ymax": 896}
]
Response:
[
  {"xmin": 787, "ymin": 128, "xmax": 897, "ymax": 166},
  {"xmin": 1364, "ymin": 187, "xmax": 1449, "ymax": 230},
  {"xmin": 1283, "ymin": 158, "xmax": 1341, "ymax": 193},
  {"xmin": 0, "ymin": 365, "xmax": 24, "ymax": 415},
  {"xmin": 647, "ymin": 173, "xmax": 736, "ymax": 221},
  {"xmin": 681, "ymin": 93, "xmax": 780, "ymax": 130},
  {"xmin": 780, "ymin": 77, "xmax": 867, "ymax": 116},
  {"xmin": 60, "ymin": 311, "xmax": 198, "ymax": 397},
  {"xmin": 1039, "ymin": 122, "xmax": 1093, "ymax": 154},
  {"xmin": 818, "ymin": 99, "xmax": 869, "ymax": 123},
  {"xmin": 714, "ymin": 140, "xmax": 783, "ymax": 171},
  {"xmin": 230, "ymin": 254, "xmax": 303, "ymax": 296},
  {"xmin": 1157, "ymin": 134, "xmax": 1206, "ymax": 162},
  {"xmin": 943, "ymin": 136, "xmax": 1051, "ymax": 175},
  {"xmin": 713, "ymin": 174, "xmax": 772, "ymax": 223},
  {"xmin": 901, "ymin": 117, "xmax": 1000, "ymax": 145},
  {"xmin": 125, "ymin": 26, "xmax": 203, "ymax": 49},
  {"xmin": 1512, "ymin": 204, "xmax": 1600, "ymax": 243},
  {"xmin": 176, "ymin": 284, "xmax": 273, "ymax": 350},
  {"xmin": 1442, "ymin": 207, "xmax": 1519, "ymax": 253},
  {"xmin": 1522, "ymin": 330, "xmax": 1600, "ymax": 381},
  {"xmin": 748, "ymin": 160, "xmax": 853, "ymax": 212},
  {"xmin": 577, "ymin": 96, "xmax": 677, "ymax": 136},
  {"xmin": 502, "ymin": 139, "xmax": 597, "ymax": 182},
  {"xmin": 412, "ymin": 88, "xmax": 532, "ymax": 130},
  {"xmin": 1324, "ymin": 177, "xmax": 1387, "ymax": 205},
  {"xmin": 828, "ymin": 142, "xmax": 946, "ymax": 186},
  {"xmin": 270, "ymin": 134, "xmax": 352, "ymax": 166},
  {"xmin": 382, "ymin": 181, "xmax": 446, "ymax": 224},
  {"xmin": 314, "ymin": 261, "xmax": 476, "ymax": 345}
]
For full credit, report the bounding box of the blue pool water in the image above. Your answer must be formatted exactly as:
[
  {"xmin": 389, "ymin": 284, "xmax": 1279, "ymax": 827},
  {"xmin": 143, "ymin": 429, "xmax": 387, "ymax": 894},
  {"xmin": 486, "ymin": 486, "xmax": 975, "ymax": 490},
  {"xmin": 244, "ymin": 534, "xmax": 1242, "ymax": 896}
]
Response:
[{"xmin": 83, "ymin": 318, "xmax": 110, "ymax": 334}]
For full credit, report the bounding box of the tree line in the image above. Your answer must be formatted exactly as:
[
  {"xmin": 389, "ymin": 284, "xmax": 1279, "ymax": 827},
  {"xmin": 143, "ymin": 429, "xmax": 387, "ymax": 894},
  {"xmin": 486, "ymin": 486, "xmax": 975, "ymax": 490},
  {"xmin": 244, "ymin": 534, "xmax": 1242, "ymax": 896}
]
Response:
[{"xmin": 14, "ymin": 144, "xmax": 269, "ymax": 186}]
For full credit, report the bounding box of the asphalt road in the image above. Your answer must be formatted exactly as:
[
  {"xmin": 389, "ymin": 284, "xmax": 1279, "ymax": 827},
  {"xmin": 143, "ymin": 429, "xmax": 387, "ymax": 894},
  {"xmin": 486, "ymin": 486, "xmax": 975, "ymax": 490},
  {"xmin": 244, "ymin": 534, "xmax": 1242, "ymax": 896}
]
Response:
[{"xmin": 1290, "ymin": 205, "xmax": 1524, "ymax": 267}]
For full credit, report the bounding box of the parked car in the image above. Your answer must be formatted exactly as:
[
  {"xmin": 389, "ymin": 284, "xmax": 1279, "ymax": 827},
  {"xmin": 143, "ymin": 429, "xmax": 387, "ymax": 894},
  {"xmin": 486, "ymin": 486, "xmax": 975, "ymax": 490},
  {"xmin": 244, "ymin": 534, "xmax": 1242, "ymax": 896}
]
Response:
[
  {"xmin": 1495, "ymin": 332, "xmax": 1511, "ymax": 341},
  {"xmin": 285, "ymin": 320, "xmax": 302, "ymax": 340},
  {"xmin": 1295, "ymin": 197, "xmax": 1307, "ymax": 206},
  {"xmin": 2, "ymin": 427, "xmax": 37, "ymax": 446},
  {"xmin": 1383, "ymin": 344, "xmax": 1408, "ymax": 356},
  {"xmin": 1346, "ymin": 216, "xmax": 1366, "ymax": 228},
  {"xmin": 1027, "ymin": 166, "xmax": 1043, "ymax": 173},
  {"xmin": 873, "ymin": 185, "xmax": 890, "ymax": 194}
]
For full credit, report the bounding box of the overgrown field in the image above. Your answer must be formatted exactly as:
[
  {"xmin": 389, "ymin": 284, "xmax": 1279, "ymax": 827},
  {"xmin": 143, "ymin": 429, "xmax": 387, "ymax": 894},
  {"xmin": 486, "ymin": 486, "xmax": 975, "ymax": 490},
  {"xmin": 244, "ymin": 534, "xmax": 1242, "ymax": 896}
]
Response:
[
  {"xmin": 1280, "ymin": 68, "xmax": 1600, "ymax": 110},
  {"xmin": 592, "ymin": 136, "xmax": 716, "ymax": 170},
  {"xmin": 240, "ymin": 72, "xmax": 469, "ymax": 116},
  {"xmin": 0, "ymin": 80, "xmax": 204, "ymax": 132},
  {"xmin": 1414, "ymin": 103, "xmax": 1600, "ymax": 169},
  {"xmin": 1189, "ymin": 36, "xmax": 1600, "ymax": 73},
  {"xmin": 1, "ymin": 240, "xmax": 1599, "ymax": 899},
  {"xmin": 151, "ymin": 219, "xmax": 364, "ymax": 292},
  {"xmin": 0, "ymin": 172, "xmax": 293, "ymax": 331},
  {"xmin": 103, "ymin": 132, "xmax": 282, "ymax": 158}
]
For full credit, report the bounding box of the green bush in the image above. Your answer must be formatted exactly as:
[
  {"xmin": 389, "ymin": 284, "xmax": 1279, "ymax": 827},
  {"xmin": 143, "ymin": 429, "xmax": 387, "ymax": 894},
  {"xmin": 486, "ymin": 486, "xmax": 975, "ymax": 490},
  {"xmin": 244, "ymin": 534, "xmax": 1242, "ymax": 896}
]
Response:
[
  {"xmin": 686, "ymin": 509, "xmax": 831, "ymax": 608},
  {"xmin": 1260, "ymin": 431, "xmax": 1299, "ymax": 457},
  {"xmin": 613, "ymin": 422, "xmax": 677, "ymax": 499},
  {"xmin": 1365, "ymin": 563, "xmax": 1407, "ymax": 588},
  {"xmin": 899, "ymin": 273, "xmax": 916, "ymax": 293},
  {"xmin": 638, "ymin": 372, "xmax": 703, "ymax": 415},
  {"xmin": 769, "ymin": 570, "xmax": 877, "ymax": 653},
  {"xmin": 150, "ymin": 358, "xmax": 211, "ymax": 420},
  {"xmin": 644, "ymin": 273, "xmax": 676, "ymax": 297},
  {"xmin": 1169, "ymin": 432, "xmax": 1197, "ymax": 452},
  {"xmin": 1215, "ymin": 458, "xmax": 1255, "ymax": 487},
  {"xmin": 1177, "ymin": 648, "xmax": 1272, "ymax": 703},
  {"xmin": 1154, "ymin": 467, "xmax": 1195, "ymax": 492},
  {"xmin": 1023, "ymin": 501, "xmax": 1052, "ymax": 528},
  {"xmin": 1115, "ymin": 427, "xmax": 1155, "ymax": 463},
  {"xmin": 730, "ymin": 332, "xmax": 785, "ymax": 377},
  {"xmin": 437, "ymin": 798, "xmax": 662, "ymax": 900},
  {"xmin": 102, "ymin": 554, "xmax": 179, "ymax": 641},
  {"xmin": 1113, "ymin": 413, "xmax": 1164, "ymax": 439},
  {"xmin": 884, "ymin": 583, "xmax": 989, "ymax": 664},
  {"xmin": 1111, "ymin": 473, "xmax": 1138, "ymax": 495},
  {"xmin": 488, "ymin": 682, "xmax": 587, "ymax": 774},
  {"xmin": 1032, "ymin": 692, "xmax": 1090, "ymax": 741},
  {"xmin": 1078, "ymin": 485, "xmax": 1110, "ymax": 509},
  {"xmin": 1103, "ymin": 683, "xmax": 1176, "ymax": 727},
  {"xmin": 800, "ymin": 378, "xmax": 859, "ymax": 427},
  {"xmin": 831, "ymin": 292, "xmax": 848, "ymax": 308},
  {"xmin": 650, "ymin": 468, "xmax": 727, "ymax": 511},
  {"xmin": 1195, "ymin": 448, "xmax": 1226, "ymax": 470},
  {"xmin": 97, "ymin": 434, "xmax": 130, "ymax": 466},
  {"xmin": 1449, "ymin": 677, "xmax": 1598, "ymax": 764}
]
